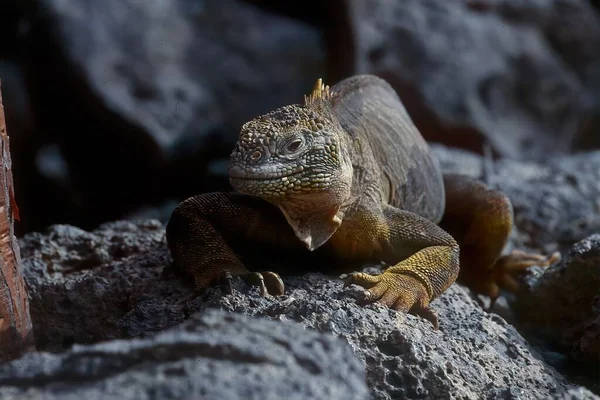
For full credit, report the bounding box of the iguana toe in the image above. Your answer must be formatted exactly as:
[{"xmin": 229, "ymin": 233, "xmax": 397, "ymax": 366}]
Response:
[
  {"xmin": 411, "ymin": 304, "xmax": 439, "ymax": 330},
  {"xmin": 261, "ymin": 271, "xmax": 285, "ymax": 296},
  {"xmin": 341, "ymin": 271, "xmax": 381, "ymax": 288},
  {"xmin": 494, "ymin": 250, "xmax": 561, "ymax": 274},
  {"xmin": 484, "ymin": 250, "xmax": 561, "ymax": 309},
  {"xmin": 220, "ymin": 271, "xmax": 235, "ymax": 295},
  {"xmin": 240, "ymin": 271, "xmax": 285, "ymax": 297}
]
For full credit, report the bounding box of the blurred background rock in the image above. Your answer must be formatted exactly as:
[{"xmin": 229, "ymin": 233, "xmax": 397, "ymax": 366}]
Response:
[{"xmin": 1, "ymin": 0, "xmax": 599, "ymax": 236}]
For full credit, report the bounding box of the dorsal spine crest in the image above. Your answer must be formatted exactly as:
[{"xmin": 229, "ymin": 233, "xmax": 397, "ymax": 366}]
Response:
[{"xmin": 304, "ymin": 78, "xmax": 331, "ymax": 106}]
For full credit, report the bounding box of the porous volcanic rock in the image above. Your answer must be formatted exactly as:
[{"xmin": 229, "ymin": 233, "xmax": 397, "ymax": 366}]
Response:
[{"xmin": 515, "ymin": 234, "xmax": 600, "ymax": 366}]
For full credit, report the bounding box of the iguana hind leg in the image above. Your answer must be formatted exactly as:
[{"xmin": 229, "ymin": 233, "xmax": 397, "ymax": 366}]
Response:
[
  {"xmin": 340, "ymin": 206, "xmax": 460, "ymax": 330},
  {"xmin": 440, "ymin": 174, "xmax": 560, "ymax": 307},
  {"xmin": 166, "ymin": 192, "xmax": 304, "ymax": 297}
]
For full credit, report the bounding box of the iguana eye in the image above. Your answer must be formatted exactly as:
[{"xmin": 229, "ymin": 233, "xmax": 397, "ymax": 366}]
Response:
[
  {"xmin": 251, "ymin": 150, "xmax": 262, "ymax": 160},
  {"xmin": 285, "ymin": 139, "xmax": 303, "ymax": 154}
]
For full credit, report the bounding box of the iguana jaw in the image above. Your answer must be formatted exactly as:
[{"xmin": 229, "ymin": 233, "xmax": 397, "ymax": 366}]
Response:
[
  {"xmin": 230, "ymin": 151, "xmax": 353, "ymax": 251},
  {"xmin": 230, "ymin": 171, "xmax": 351, "ymax": 251},
  {"xmin": 229, "ymin": 165, "xmax": 304, "ymax": 180}
]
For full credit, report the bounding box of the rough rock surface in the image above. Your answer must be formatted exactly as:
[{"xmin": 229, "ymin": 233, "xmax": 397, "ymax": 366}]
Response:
[
  {"xmin": 345, "ymin": 0, "xmax": 600, "ymax": 159},
  {"xmin": 20, "ymin": 220, "xmax": 177, "ymax": 350},
  {"xmin": 0, "ymin": 309, "xmax": 369, "ymax": 400},
  {"xmin": 18, "ymin": 190, "xmax": 600, "ymax": 399},
  {"xmin": 515, "ymin": 235, "xmax": 600, "ymax": 366}
]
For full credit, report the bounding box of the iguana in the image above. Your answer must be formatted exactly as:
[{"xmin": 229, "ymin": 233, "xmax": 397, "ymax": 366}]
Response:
[{"xmin": 166, "ymin": 75, "xmax": 559, "ymax": 329}]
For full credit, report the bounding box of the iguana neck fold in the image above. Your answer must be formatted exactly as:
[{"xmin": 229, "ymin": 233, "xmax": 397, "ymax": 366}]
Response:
[{"xmin": 278, "ymin": 203, "xmax": 344, "ymax": 251}]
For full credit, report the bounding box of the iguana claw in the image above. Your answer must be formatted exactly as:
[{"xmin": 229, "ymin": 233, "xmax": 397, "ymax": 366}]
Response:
[
  {"xmin": 220, "ymin": 271, "xmax": 234, "ymax": 294},
  {"xmin": 232, "ymin": 271, "xmax": 285, "ymax": 297},
  {"xmin": 412, "ymin": 304, "xmax": 439, "ymax": 330}
]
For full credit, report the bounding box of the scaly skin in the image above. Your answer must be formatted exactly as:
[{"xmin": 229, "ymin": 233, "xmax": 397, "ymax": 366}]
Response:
[{"xmin": 166, "ymin": 75, "xmax": 559, "ymax": 329}]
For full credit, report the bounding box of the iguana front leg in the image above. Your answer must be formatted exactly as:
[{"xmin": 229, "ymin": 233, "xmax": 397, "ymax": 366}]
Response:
[
  {"xmin": 166, "ymin": 192, "xmax": 305, "ymax": 296},
  {"xmin": 339, "ymin": 206, "xmax": 460, "ymax": 330}
]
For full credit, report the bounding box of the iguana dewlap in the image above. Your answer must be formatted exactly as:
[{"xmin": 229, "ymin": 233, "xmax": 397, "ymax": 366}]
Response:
[{"xmin": 166, "ymin": 75, "xmax": 559, "ymax": 329}]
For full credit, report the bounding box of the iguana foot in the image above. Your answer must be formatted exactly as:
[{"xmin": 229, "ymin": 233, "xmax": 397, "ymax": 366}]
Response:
[
  {"xmin": 342, "ymin": 270, "xmax": 438, "ymax": 329},
  {"xmin": 485, "ymin": 250, "xmax": 561, "ymax": 309},
  {"xmin": 228, "ymin": 271, "xmax": 285, "ymax": 297}
]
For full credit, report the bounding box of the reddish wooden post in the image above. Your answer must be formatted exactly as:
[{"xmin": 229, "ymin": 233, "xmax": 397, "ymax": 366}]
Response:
[{"xmin": 0, "ymin": 81, "xmax": 35, "ymax": 361}]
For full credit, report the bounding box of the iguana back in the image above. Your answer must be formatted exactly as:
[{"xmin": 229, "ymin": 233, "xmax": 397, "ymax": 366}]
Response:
[{"xmin": 329, "ymin": 75, "xmax": 445, "ymax": 223}]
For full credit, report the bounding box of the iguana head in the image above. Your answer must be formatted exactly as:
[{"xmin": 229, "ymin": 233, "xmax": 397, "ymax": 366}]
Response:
[{"xmin": 229, "ymin": 79, "xmax": 353, "ymax": 251}]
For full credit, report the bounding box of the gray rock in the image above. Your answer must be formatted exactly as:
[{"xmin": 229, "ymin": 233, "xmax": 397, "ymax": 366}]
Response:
[
  {"xmin": 514, "ymin": 234, "xmax": 600, "ymax": 366},
  {"xmin": 20, "ymin": 220, "xmax": 181, "ymax": 350},
  {"xmin": 0, "ymin": 309, "xmax": 369, "ymax": 400},
  {"xmin": 344, "ymin": 0, "xmax": 600, "ymax": 159},
  {"xmin": 39, "ymin": 0, "xmax": 324, "ymax": 156},
  {"xmin": 19, "ymin": 219, "xmax": 598, "ymax": 399}
]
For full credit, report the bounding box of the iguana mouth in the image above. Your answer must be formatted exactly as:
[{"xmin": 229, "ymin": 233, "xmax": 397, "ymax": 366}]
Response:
[{"xmin": 229, "ymin": 165, "xmax": 304, "ymax": 180}]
